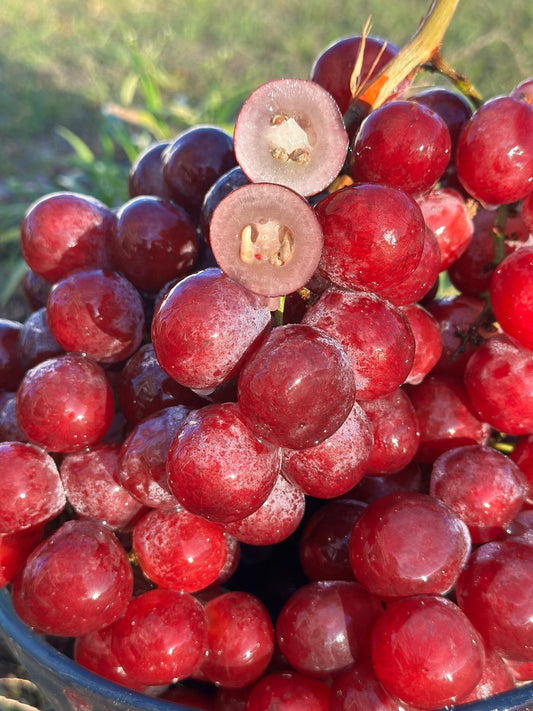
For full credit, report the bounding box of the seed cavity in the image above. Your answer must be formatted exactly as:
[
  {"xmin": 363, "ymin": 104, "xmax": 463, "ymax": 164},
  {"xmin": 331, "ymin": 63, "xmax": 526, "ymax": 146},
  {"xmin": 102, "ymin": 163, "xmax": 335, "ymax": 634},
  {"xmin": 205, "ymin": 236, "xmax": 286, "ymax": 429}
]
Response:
[
  {"xmin": 267, "ymin": 115, "xmax": 312, "ymax": 165},
  {"xmin": 239, "ymin": 219, "xmax": 294, "ymax": 267}
]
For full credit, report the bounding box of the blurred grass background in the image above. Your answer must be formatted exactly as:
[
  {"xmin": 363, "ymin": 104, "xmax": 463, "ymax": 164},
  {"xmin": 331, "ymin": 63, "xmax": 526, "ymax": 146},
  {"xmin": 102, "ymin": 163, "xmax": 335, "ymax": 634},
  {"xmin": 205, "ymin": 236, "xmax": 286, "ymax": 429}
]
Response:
[{"xmin": 0, "ymin": 0, "xmax": 532, "ymax": 314}]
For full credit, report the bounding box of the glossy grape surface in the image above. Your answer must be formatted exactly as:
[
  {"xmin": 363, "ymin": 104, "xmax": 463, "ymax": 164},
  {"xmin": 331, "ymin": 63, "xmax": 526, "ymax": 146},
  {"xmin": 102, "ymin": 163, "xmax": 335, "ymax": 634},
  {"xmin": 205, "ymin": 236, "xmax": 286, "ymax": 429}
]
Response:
[
  {"xmin": 167, "ymin": 402, "xmax": 281, "ymax": 522},
  {"xmin": 16, "ymin": 353, "xmax": 115, "ymax": 453},
  {"xmin": 20, "ymin": 191, "xmax": 115, "ymax": 282},
  {"xmin": 238, "ymin": 323, "xmax": 356, "ymax": 449},
  {"xmin": 303, "ymin": 287, "xmax": 415, "ymax": 400},
  {"xmin": 315, "ymin": 183, "xmax": 426, "ymax": 293},
  {"xmin": 350, "ymin": 100, "xmax": 451, "ymax": 197},
  {"xmin": 456, "ymin": 96, "xmax": 533, "ymax": 206},
  {"xmin": 152, "ymin": 268, "xmax": 272, "ymax": 390},
  {"xmin": 372, "ymin": 595, "xmax": 485, "ymax": 709},
  {"xmin": 14, "ymin": 520, "xmax": 133, "ymax": 637}
]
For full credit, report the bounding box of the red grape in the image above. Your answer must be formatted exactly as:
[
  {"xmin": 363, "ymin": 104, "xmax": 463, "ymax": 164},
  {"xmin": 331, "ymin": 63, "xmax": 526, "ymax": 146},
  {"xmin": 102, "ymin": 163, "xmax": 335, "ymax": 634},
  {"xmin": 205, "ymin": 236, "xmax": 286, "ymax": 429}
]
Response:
[
  {"xmin": 315, "ymin": 183, "xmax": 426, "ymax": 293},
  {"xmin": 371, "ymin": 595, "xmax": 485, "ymax": 709},
  {"xmin": 399, "ymin": 303, "xmax": 443, "ymax": 385},
  {"xmin": 490, "ymin": 244, "xmax": 533, "ymax": 351},
  {"xmin": 349, "ymin": 492, "xmax": 471, "ymax": 599},
  {"xmin": 330, "ymin": 659, "xmax": 422, "ymax": 711},
  {"xmin": 246, "ymin": 670, "xmax": 330, "ymax": 710},
  {"xmin": 16, "ymin": 353, "xmax": 115, "ymax": 453},
  {"xmin": 299, "ymin": 499, "xmax": 366, "ymax": 582},
  {"xmin": 303, "ymin": 286, "xmax": 415, "ymax": 401},
  {"xmin": 201, "ymin": 591, "xmax": 274, "ymax": 688},
  {"xmin": 455, "ymin": 96, "xmax": 533, "ymax": 206},
  {"xmin": 0, "ymin": 526, "xmax": 44, "ymax": 589},
  {"xmin": 74, "ymin": 625, "xmax": 153, "ymax": 692},
  {"xmin": 359, "ymin": 389, "xmax": 419, "ymax": 475},
  {"xmin": 20, "ymin": 191, "xmax": 115, "ymax": 282},
  {"xmin": 167, "ymin": 402, "xmax": 281, "ymax": 522},
  {"xmin": 377, "ymin": 226, "xmax": 441, "ymax": 307},
  {"xmin": 133, "ymin": 506, "xmax": 229, "ymax": 593},
  {"xmin": 0, "ymin": 440, "xmax": 65, "ymax": 534},
  {"xmin": 281, "ymin": 400, "xmax": 373, "ymax": 497},
  {"xmin": 59, "ymin": 443, "xmax": 144, "ymax": 530},
  {"xmin": 151, "ymin": 268, "xmax": 272, "ymax": 391},
  {"xmin": 13, "ymin": 519, "xmax": 133, "ymax": 637},
  {"xmin": 456, "ymin": 537, "xmax": 533, "ymax": 661},
  {"xmin": 425, "ymin": 293, "xmax": 487, "ymax": 377},
  {"xmin": 510, "ymin": 434, "xmax": 533, "ymax": 505},
  {"xmin": 110, "ymin": 587, "xmax": 208, "ymax": 685},
  {"xmin": 416, "ymin": 187, "xmax": 473, "ymax": 271},
  {"xmin": 405, "ymin": 373, "xmax": 491, "ymax": 464},
  {"xmin": 118, "ymin": 404, "xmax": 190, "ymax": 508},
  {"xmin": 237, "ymin": 323, "xmax": 356, "ymax": 449},
  {"xmin": 276, "ymin": 579, "xmax": 383, "ymax": 677},
  {"xmin": 222, "ymin": 473, "xmax": 305, "ymax": 546},
  {"xmin": 47, "ymin": 268, "xmax": 145, "ymax": 364},
  {"xmin": 448, "ymin": 207, "xmax": 530, "ymax": 297},
  {"xmin": 430, "ymin": 444, "xmax": 528, "ymax": 543},
  {"xmin": 464, "ymin": 333, "xmax": 533, "ymax": 435},
  {"xmin": 458, "ymin": 648, "xmax": 514, "ymax": 703},
  {"xmin": 350, "ymin": 100, "xmax": 451, "ymax": 197}
]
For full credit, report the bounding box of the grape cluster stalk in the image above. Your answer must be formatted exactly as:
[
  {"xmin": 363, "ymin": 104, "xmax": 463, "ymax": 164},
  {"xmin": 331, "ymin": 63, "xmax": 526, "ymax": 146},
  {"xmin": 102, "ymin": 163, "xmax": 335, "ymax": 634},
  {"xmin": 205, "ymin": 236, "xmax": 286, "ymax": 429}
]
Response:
[{"xmin": 1, "ymin": 0, "xmax": 533, "ymax": 708}]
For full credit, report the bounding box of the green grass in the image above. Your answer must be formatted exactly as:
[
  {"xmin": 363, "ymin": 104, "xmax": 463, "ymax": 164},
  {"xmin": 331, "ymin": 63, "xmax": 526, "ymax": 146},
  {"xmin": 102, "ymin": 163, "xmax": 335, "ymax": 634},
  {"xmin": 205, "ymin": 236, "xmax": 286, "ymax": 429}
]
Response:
[
  {"xmin": 2, "ymin": 0, "xmax": 532, "ymax": 176},
  {"xmin": 1, "ymin": 0, "xmax": 532, "ymax": 310}
]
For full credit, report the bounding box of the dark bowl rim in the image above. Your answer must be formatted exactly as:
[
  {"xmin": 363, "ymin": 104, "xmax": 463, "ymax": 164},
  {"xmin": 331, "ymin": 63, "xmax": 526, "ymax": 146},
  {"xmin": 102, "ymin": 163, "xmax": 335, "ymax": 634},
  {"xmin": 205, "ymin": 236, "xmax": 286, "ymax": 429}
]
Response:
[{"xmin": 0, "ymin": 587, "xmax": 199, "ymax": 710}]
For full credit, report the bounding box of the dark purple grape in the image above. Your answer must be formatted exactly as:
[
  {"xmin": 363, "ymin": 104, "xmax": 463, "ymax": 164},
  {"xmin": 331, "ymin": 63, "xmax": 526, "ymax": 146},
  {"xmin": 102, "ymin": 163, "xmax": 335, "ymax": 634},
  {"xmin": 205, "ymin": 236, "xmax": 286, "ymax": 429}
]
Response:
[
  {"xmin": 162, "ymin": 125, "xmax": 237, "ymax": 215},
  {"xmin": 199, "ymin": 166, "xmax": 250, "ymax": 242},
  {"xmin": 311, "ymin": 35, "xmax": 399, "ymax": 115},
  {"xmin": 128, "ymin": 141, "xmax": 172, "ymax": 199},
  {"xmin": 113, "ymin": 195, "xmax": 199, "ymax": 293}
]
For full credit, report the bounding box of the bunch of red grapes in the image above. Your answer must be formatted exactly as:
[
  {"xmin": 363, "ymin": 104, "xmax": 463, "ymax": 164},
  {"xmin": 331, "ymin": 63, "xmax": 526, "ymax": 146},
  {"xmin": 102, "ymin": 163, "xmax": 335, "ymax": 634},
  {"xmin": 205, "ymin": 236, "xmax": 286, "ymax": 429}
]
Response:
[{"xmin": 1, "ymin": 18, "xmax": 533, "ymax": 711}]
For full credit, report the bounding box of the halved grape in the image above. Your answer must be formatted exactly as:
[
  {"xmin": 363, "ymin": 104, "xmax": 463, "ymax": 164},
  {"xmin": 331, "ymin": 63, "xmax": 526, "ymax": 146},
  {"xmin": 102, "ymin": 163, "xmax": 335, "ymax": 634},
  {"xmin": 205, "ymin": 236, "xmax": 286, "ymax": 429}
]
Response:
[
  {"xmin": 233, "ymin": 78, "xmax": 348, "ymax": 197},
  {"xmin": 209, "ymin": 182, "xmax": 323, "ymax": 297}
]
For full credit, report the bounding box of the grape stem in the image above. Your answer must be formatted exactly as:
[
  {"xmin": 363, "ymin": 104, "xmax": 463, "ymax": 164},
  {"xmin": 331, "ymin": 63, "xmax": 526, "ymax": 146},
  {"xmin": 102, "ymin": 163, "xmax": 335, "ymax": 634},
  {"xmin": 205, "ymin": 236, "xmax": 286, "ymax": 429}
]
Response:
[
  {"xmin": 429, "ymin": 51, "xmax": 483, "ymax": 107},
  {"xmin": 345, "ymin": 0, "xmax": 460, "ymax": 125},
  {"xmin": 491, "ymin": 204, "xmax": 509, "ymax": 267}
]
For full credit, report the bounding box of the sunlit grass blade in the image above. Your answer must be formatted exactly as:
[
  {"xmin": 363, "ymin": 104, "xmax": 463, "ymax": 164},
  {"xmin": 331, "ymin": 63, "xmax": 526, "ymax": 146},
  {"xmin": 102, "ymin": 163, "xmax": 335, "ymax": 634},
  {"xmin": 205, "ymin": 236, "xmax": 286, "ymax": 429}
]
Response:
[{"xmin": 56, "ymin": 127, "xmax": 95, "ymax": 164}]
